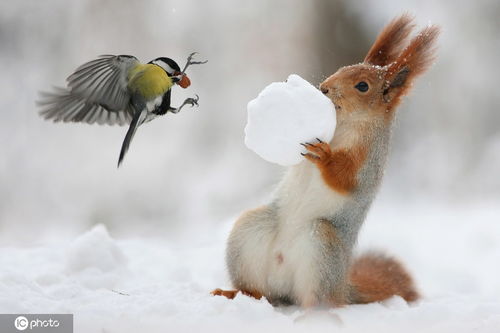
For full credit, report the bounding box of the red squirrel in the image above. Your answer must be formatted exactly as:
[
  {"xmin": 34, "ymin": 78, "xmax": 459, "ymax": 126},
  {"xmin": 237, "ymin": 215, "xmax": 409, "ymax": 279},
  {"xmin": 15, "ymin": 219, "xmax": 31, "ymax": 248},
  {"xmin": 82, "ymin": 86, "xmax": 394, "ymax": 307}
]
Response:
[{"xmin": 213, "ymin": 14, "xmax": 439, "ymax": 307}]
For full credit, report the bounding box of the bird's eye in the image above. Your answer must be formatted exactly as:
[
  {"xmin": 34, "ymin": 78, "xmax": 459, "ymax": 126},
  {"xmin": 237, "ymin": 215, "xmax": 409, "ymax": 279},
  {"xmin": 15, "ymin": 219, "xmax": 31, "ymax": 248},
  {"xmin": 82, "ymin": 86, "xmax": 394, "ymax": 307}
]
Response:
[{"xmin": 355, "ymin": 81, "xmax": 369, "ymax": 92}]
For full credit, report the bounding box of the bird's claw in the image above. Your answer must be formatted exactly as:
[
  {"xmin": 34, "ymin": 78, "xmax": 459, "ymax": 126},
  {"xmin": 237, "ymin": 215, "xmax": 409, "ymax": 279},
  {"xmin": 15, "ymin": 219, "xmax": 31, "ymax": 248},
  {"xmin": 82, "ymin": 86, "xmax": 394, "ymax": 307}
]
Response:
[
  {"xmin": 182, "ymin": 52, "xmax": 208, "ymax": 73},
  {"xmin": 174, "ymin": 95, "xmax": 200, "ymax": 113},
  {"xmin": 187, "ymin": 52, "xmax": 208, "ymax": 66},
  {"xmin": 185, "ymin": 94, "xmax": 199, "ymax": 107},
  {"xmin": 186, "ymin": 52, "xmax": 198, "ymax": 63}
]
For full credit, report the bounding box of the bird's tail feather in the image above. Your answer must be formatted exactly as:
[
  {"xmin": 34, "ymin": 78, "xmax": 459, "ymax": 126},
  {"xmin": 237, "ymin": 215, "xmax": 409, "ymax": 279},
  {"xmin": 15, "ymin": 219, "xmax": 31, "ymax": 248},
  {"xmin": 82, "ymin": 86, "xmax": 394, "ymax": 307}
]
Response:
[{"xmin": 118, "ymin": 110, "xmax": 144, "ymax": 167}]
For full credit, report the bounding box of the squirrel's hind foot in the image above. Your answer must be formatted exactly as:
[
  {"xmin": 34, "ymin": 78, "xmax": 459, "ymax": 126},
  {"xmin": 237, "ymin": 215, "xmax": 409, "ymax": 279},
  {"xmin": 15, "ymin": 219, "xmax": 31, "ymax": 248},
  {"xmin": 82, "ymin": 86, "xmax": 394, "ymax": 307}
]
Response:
[{"xmin": 211, "ymin": 288, "xmax": 263, "ymax": 300}]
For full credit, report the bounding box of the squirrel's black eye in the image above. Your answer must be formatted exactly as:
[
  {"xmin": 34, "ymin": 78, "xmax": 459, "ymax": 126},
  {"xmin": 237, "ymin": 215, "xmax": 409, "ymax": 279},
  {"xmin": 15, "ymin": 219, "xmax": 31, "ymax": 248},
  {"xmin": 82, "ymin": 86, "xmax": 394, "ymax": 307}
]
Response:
[{"xmin": 355, "ymin": 81, "xmax": 369, "ymax": 92}]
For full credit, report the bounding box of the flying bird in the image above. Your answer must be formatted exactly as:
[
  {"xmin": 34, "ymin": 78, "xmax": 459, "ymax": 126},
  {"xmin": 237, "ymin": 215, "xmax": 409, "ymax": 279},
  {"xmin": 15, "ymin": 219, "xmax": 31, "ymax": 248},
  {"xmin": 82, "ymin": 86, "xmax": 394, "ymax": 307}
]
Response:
[{"xmin": 38, "ymin": 52, "xmax": 207, "ymax": 166}]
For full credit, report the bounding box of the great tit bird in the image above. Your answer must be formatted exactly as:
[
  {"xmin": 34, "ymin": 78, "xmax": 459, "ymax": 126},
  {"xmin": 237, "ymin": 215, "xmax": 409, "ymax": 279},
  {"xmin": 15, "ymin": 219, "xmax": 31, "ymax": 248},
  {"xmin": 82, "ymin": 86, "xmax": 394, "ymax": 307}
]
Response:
[{"xmin": 38, "ymin": 52, "xmax": 207, "ymax": 167}]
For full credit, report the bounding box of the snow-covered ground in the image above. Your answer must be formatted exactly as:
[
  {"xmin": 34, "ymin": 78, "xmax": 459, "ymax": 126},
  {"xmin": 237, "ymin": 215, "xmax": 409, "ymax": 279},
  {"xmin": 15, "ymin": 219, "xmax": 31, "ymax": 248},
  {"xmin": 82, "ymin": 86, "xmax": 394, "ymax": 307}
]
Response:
[{"xmin": 1, "ymin": 199, "xmax": 499, "ymax": 333}]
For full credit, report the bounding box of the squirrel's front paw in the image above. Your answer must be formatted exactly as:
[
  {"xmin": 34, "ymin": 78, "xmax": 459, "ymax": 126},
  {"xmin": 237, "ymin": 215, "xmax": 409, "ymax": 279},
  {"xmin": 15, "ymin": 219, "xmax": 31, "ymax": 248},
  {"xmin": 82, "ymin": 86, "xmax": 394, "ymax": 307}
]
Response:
[{"xmin": 301, "ymin": 138, "xmax": 332, "ymax": 164}]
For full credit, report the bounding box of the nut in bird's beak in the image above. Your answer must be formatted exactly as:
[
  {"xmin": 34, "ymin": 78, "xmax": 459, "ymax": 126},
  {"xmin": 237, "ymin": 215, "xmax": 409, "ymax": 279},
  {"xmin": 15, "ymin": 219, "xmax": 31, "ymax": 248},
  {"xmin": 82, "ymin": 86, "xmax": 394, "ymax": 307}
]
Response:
[{"xmin": 175, "ymin": 72, "xmax": 191, "ymax": 89}]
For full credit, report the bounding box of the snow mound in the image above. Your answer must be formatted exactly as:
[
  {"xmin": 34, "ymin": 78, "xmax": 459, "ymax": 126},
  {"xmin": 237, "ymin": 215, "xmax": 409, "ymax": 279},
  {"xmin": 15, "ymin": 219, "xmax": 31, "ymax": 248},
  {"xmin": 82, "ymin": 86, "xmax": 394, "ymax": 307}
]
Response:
[
  {"xmin": 65, "ymin": 224, "xmax": 127, "ymax": 274},
  {"xmin": 245, "ymin": 74, "xmax": 335, "ymax": 166}
]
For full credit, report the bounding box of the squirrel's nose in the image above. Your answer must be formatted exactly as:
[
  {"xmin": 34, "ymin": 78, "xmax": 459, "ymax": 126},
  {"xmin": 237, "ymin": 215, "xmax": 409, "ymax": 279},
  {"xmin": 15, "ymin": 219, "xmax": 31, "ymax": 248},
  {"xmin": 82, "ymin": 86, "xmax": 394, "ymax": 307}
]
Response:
[{"xmin": 320, "ymin": 85, "xmax": 329, "ymax": 95}]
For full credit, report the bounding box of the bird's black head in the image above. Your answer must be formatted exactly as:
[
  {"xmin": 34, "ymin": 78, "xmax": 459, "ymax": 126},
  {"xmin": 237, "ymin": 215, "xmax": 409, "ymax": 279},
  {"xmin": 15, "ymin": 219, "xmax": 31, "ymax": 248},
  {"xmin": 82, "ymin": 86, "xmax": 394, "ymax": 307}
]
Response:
[{"xmin": 149, "ymin": 57, "xmax": 181, "ymax": 76}]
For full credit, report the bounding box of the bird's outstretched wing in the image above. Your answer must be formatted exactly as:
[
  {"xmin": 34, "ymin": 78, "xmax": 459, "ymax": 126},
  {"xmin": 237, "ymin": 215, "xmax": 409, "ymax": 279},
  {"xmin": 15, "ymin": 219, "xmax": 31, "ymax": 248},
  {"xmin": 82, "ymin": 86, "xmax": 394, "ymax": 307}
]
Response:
[{"xmin": 38, "ymin": 55, "xmax": 139, "ymax": 126}]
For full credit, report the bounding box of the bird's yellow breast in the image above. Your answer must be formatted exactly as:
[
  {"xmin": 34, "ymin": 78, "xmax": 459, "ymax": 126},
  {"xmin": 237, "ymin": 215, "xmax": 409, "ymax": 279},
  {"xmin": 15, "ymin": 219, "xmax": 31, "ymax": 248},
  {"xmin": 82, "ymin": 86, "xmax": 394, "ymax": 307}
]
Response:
[{"xmin": 127, "ymin": 64, "xmax": 173, "ymax": 99}]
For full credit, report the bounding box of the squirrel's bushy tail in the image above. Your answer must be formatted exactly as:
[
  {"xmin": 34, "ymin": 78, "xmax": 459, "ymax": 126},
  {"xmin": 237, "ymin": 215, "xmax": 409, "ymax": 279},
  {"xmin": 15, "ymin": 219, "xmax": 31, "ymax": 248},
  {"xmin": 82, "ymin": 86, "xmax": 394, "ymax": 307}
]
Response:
[{"xmin": 348, "ymin": 252, "xmax": 419, "ymax": 304}]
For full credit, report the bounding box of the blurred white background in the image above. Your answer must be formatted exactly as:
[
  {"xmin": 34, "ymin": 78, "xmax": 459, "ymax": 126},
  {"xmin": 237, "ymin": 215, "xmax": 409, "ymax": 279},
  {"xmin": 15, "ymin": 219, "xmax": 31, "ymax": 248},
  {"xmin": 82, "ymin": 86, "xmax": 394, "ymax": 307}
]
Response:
[{"xmin": 1, "ymin": 0, "xmax": 499, "ymax": 243}]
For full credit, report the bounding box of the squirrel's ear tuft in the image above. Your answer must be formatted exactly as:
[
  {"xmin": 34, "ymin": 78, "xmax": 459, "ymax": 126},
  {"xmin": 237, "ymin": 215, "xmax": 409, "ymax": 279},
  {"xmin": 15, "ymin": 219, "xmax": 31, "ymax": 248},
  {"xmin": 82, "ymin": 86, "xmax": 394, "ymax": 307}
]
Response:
[
  {"xmin": 364, "ymin": 13, "xmax": 415, "ymax": 67},
  {"xmin": 382, "ymin": 25, "xmax": 440, "ymax": 108}
]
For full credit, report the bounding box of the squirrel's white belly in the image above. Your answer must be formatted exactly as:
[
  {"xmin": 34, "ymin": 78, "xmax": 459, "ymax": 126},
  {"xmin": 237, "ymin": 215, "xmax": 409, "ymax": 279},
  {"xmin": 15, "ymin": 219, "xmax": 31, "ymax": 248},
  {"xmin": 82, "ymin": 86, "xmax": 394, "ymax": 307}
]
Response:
[
  {"xmin": 276, "ymin": 161, "xmax": 347, "ymax": 223},
  {"xmin": 266, "ymin": 223, "xmax": 320, "ymax": 303},
  {"xmin": 264, "ymin": 162, "xmax": 348, "ymax": 300}
]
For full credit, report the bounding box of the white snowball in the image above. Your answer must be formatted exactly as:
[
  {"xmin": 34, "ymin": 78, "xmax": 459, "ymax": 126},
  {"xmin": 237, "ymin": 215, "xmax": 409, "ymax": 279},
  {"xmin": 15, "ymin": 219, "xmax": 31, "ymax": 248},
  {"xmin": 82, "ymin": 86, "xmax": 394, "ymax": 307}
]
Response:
[{"xmin": 245, "ymin": 74, "xmax": 335, "ymax": 166}]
